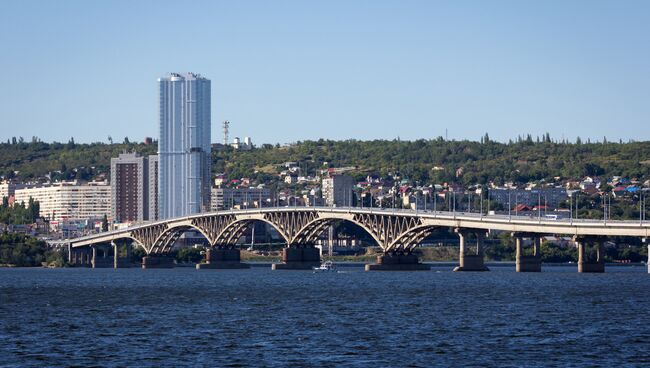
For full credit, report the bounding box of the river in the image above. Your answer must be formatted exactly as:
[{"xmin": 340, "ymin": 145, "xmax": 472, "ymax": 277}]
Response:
[{"xmin": 1, "ymin": 264, "xmax": 649, "ymax": 367}]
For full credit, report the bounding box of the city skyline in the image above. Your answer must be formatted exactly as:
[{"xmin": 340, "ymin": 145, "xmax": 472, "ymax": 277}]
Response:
[{"xmin": 1, "ymin": 1, "xmax": 649, "ymax": 145}]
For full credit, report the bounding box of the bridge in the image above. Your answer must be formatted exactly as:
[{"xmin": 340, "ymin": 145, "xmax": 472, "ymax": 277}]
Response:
[{"xmin": 64, "ymin": 207, "xmax": 650, "ymax": 272}]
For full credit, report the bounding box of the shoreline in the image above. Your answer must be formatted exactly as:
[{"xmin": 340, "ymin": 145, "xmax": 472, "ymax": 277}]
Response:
[{"xmin": 1, "ymin": 261, "xmax": 646, "ymax": 269}]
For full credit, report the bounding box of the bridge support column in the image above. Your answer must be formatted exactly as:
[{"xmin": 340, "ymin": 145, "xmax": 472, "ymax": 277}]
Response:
[
  {"xmin": 142, "ymin": 255, "xmax": 175, "ymax": 269},
  {"xmin": 272, "ymin": 245, "xmax": 321, "ymax": 270},
  {"xmin": 74, "ymin": 248, "xmax": 91, "ymax": 267},
  {"xmin": 365, "ymin": 251, "xmax": 430, "ymax": 271},
  {"xmin": 196, "ymin": 247, "xmax": 250, "ymax": 269},
  {"xmin": 88, "ymin": 245, "xmax": 116, "ymax": 268},
  {"xmin": 515, "ymin": 234, "xmax": 542, "ymax": 272},
  {"xmin": 576, "ymin": 237, "xmax": 605, "ymax": 273},
  {"xmin": 113, "ymin": 242, "xmax": 118, "ymax": 269},
  {"xmin": 644, "ymin": 238, "xmax": 649, "ymax": 274},
  {"xmin": 91, "ymin": 246, "xmax": 97, "ymax": 268},
  {"xmin": 453, "ymin": 229, "xmax": 489, "ymax": 272},
  {"xmin": 110, "ymin": 242, "xmax": 131, "ymax": 269}
]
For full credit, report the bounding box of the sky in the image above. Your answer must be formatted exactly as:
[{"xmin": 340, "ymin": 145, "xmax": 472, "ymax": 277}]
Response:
[{"xmin": 0, "ymin": 0, "xmax": 648, "ymax": 145}]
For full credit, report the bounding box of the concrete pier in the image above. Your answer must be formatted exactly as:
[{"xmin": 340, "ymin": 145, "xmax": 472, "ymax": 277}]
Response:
[
  {"xmin": 453, "ymin": 229, "xmax": 489, "ymax": 271},
  {"xmin": 90, "ymin": 245, "xmax": 119, "ymax": 268},
  {"xmin": 113, "ymin": 242, "xmax": 132, "ymax": 268},
  {"xmin": 645, "ymin": 238, "xmax": 649, "ymax": 274},
  {"xmin": 70, "ymin": 247, "xmax": 92, "ymax": 267},
  {"xmin": 515, "ymin": 235, "xmax": 542, "ymax": 272},
  {"xmin": 196, "ymin": 247, "xmax": 250, "ymax": 269},
  {"xmin": 272, "ymin": 246, "xmax": 321, "ymax": 270},
  {"xmin": 576, "ymin": 237, "xmax": 605, "ymax": 273},
  {"xmin": 365, "ymin": 252, "xmax": 430, "ymax": 271},
  {"xmin": 142, "ymin": 255, "xmax": 175, "ymax": 269}
]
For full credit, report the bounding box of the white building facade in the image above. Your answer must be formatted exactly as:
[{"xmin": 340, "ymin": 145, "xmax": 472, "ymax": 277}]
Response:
[
  {"xmin": 211, "ymin": 187, "xmax": 271, "ymax": 210},
  {"xmin": 14, "ymin": 181, "xmax": 111, "ymax": 222},
  {"xmin": 158, "ymin": 73, "xmax": 211, "ymax": 219}
]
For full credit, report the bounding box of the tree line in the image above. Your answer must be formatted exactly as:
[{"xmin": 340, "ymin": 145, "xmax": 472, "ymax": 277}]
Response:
[{"xmin": 1, "ymin": 136, "xmax": 649, "ymax": 186}]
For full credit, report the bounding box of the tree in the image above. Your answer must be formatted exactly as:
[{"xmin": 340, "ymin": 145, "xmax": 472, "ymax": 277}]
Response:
[
  {"xmin": 101, "ymin": 214, "xmax": 109, "ymax": 232},
  {"xmin": 27, "ymin": 197, "xmax": 40, "ymax": 222},
  {"xmin": 123, "ymin": 137, "xmax": 130, "ymax": 144}
]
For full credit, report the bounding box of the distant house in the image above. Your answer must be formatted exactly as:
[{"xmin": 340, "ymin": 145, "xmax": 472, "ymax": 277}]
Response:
[
  {"xmin": 613, "ymin": 186, "xmax": 627, "ymax": 198},
  {"xmin": 514, "ymin": 204, "xmax": 532, "ymax": 212}
]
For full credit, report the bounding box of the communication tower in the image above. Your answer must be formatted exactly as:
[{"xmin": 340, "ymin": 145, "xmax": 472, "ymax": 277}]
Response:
[{"xmin": 223, "ymin": 121, "xmax": 230, "ymax": 145}]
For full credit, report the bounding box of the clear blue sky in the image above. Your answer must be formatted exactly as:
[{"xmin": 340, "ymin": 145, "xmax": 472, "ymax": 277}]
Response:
[{"xmin": 1, "ymin": 0, "xmax": 648, "ymax": 144}]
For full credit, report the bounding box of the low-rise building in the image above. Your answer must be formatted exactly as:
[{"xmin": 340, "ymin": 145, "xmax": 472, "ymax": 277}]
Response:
[{"xmin": 211, "ymin": 187, "xmax": 271, "ymax": 210}]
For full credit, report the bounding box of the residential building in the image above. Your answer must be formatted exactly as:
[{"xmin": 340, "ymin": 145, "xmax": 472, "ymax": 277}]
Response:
[
  {"xmin": 488, "ymin": 187, "xmax": 569, "ymax": 210},
  {"xmin": 110, "ymin": 153, "xmax": 148, "ymax": 223},
  {"xmin": 14, "ymin": 181, "xmax": 111, "ymax": 222},
  {"xmin": 231, "ymin": 136, "xmax": 253, "ymax": 150},
  {"xmin": 0, "ymin": 182, "xmax": 26, "ymax": 201},
  {"xmin": 211, "ymin": 187, "xmax": 271, "ymax": 210},
  {"xmin": 148, "ymin": 155, "xmax": 159, "ymax": 221},
  {"xmin": 322, "ymin": 175, "xmax": 354, "ymax": 207},
  {"xmin": 158, "ymin": 72, "xmax": 211, "ymax": 219}
]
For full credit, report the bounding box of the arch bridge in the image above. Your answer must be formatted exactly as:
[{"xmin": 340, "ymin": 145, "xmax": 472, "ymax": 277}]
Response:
[{"xmin": 66, "ymin": 207, "xmax": 650, "ymax": 272}]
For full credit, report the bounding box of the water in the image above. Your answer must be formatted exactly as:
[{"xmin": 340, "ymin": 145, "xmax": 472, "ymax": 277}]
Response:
[{"xmin": 1, "ymin": 265, "xmax": 649, "ymax": 367}]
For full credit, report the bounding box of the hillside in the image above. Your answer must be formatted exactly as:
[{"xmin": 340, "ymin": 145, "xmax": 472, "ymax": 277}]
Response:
[
  {"xmin": 215, "ymin": 138, "xmax": 650, "ymax": 185},
  {"xmin": 2, "ymin": 137, "xmax": 650, "ymax": 185}
]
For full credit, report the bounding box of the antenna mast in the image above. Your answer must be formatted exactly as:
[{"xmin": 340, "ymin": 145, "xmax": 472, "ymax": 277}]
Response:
[{"xmin": 223, "ymin": 120, "xmax": 230, "ymax": 145}]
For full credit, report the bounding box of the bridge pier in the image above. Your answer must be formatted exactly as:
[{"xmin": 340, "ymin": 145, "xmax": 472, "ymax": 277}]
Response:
[
  {"xmin": 514, "ymin": 234, "xmax": 542, "ymax": 272},
  {"xmin": 70, "ymin": 247, "xmax": 92, "ymax": 267},
  {"xmin": 111, "ymin": 242, "xmax": 132, "ymax": 268},
  {"xmin": 90, "ymin": 245, "xmax": 119, "ymax": 268},
  {"xmin": 365, "ymin": 251, "xmax": 430, "ymax": 271},
  {"xmin": 196, "ymin": 247, "xmax": 250, "ymax": 269},
  {"xmin": 142, "ymin": 255, "xmax": 175, "ymax": 269},
  {"xmin": 644, "ymin": 238, "xmax": 649, "ymax": 274},
  {"xmin": 272, "ymin": 245, "xmax": 321, "ymax": 270},
  {"xmin": 453, "ymin": 229, "xmax": 489, "ymax": 272},
  {"xmin": 576, "ymin": 236, "xmax": 605, "ymax": 273}
]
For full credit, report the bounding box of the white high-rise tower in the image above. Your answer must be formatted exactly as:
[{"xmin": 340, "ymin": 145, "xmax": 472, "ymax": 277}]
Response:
[{"xmin": 158, "ymin": 73, "xmax": 211, "ymax": 219}]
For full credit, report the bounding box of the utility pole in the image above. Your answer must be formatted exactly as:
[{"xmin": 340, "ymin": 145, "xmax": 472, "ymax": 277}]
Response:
[
  {"xmin": 328, "ymin": 225, "xmax": 334, "ymax": 257},
  {"xmin": 508, "ymin": 190, "xmax": 511, "ymax": 220},
  {"xmin": 434, "ymin": 190, "xmax": 437, "ymax": 213}
]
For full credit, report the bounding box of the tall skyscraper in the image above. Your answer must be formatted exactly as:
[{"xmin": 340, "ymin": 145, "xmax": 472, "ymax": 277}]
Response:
[{"xmin": 158, "ymin": 73, "xmax": 211, "ymax": 219}]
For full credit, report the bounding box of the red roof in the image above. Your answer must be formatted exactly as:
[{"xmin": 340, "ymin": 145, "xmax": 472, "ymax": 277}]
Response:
[{"xmin": 514, "ymin": 204, "xmax": 531, "ymax": 212}]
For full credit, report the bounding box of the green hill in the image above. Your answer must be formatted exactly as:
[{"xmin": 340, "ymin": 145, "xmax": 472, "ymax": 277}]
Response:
[{"xmin": 1, "ymin": 137, "xmax": 649, "ymax": 185}]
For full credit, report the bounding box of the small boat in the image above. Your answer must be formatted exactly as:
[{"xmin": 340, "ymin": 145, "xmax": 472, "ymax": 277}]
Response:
[{"xmin": 313, "ymin": 260, "xmax": 336, "ymax": 272}]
